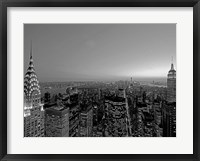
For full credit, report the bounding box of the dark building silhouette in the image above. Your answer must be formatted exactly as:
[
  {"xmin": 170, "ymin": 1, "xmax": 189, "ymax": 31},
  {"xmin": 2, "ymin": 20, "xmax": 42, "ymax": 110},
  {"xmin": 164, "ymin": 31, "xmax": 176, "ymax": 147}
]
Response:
[{"xmin": 162, "ymin": 102, "xmax": 176, "ymax": 137}]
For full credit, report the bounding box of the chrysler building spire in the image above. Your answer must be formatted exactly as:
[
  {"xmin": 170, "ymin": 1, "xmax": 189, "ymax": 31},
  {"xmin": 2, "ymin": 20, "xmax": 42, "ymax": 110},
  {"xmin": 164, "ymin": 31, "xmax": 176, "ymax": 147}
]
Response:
[
  {"xmin": 24, "ymin": 42, "xmax": 40, "ymax": 101},
  {"xmin": 24, "ymin": 42, "xmax": 44, "ymax": 137}
]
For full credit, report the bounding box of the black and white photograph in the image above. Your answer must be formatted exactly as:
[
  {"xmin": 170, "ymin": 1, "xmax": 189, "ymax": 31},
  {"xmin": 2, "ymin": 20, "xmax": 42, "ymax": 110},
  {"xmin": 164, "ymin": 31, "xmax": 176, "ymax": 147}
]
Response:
[{"xmin": 24, "ymin": 24, "xmax": 176, "ymax": 137}]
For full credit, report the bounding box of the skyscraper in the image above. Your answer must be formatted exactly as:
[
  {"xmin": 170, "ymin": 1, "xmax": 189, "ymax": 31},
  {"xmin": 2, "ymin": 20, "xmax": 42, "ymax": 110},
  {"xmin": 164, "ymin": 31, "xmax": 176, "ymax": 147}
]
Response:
[
  {"xmin": 162, "ymin": 102, "xmax": 176, "ymax": 137},
  {"xmin": 167, "ymin": 62, "xmax": 176, "ymax": 103},
  {"xmin": 162, "ymin": 61, "xmax": 176, "ymax": 137},
  {"xmin": 64, "ymin": 93, "xmax": 80, "ymax": 137},
  {"xmin": 104, "ymin": 95, "xmax": 128, "ymax": 137},
  {"xmin": 45, "ymin": 106, "xmax": 69, "ymax": 137},
  {"xmin": 79, "ymin": 104, "xmax": 93, "ymax": 137},
  {"xmin": 24, "ymin": 45, "xmax": 45, "ymax": 137}
]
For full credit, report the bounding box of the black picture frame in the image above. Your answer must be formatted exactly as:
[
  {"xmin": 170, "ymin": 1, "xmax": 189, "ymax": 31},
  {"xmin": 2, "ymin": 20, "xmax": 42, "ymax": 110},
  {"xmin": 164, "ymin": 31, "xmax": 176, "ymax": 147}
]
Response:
[{"xmin": 0, "ymin": 0, "xmax": 199, "ymax": 161}]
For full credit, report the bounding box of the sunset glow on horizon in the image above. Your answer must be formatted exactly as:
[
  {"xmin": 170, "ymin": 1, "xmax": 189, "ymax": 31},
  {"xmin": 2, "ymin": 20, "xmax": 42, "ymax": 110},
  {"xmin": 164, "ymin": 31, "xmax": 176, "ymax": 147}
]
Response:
[{"xmin": 24, "ymin": 24, "xmax": 176, "ymax": 82}]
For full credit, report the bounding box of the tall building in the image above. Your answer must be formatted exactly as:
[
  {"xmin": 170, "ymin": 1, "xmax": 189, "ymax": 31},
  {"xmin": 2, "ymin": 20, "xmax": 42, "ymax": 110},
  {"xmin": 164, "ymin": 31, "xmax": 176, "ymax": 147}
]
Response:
[
  {"xmin": 24, "ymin": 46, "xmax": 45, "ymax": 137},
  {"xmin": 45, "ymin": 106, "xmax": 69, "ymax": 137},
  {"xmin": 64, "ymin": 93, "xmax": 80, "ymax": 137},
  {"xmin": 167, "ymin": 62, "xmax": 176, "ymax": 103},
  {"xmin": 162, "ymin": 62, "xmax": 176, "ymax": 137},
  {"xmin": 153, "ymin": 102, "xmax": 163, "ymax": 137},
  {"xmin": 68, "ymin": 103, "xmax": 80, "ymax": 137},
  {"xmin": 79, "ymin": 104, "xmax": 93, "ymax": 137},
  {"xmin": 104, "ymin": 95, "xmax": 128, "ymax": 137},
  {"xmin": 162, "ymin": 102, "xmax": 176, "ymax": 137}
]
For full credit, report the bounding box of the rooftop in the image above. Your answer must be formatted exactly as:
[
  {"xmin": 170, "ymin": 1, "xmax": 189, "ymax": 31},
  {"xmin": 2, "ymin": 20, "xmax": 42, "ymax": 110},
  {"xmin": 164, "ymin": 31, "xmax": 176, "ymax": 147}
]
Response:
[
  {"xmin": 45, "ymin": 105, "xmax": 69, "ymax": 116},
  {"xmin": 80, "ymin": 104, "xmax": 92, "ymax": 113},
  {"xmin": 105, "ymin": 95, "xmax": 125, "ymax": 102}
]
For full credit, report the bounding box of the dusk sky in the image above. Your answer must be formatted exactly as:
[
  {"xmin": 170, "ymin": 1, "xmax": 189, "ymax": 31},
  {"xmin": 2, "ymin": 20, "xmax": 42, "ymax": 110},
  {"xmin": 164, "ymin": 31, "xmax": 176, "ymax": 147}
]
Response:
[{"xmin": 24, "ymin": 24, "xmax": 176, "ymax": 82}]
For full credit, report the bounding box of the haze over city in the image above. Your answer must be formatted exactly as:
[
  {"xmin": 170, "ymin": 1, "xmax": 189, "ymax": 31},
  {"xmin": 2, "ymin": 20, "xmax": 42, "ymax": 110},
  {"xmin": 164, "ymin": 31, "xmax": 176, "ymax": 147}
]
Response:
[
  {"xmin": 24, "ymin": 24, "xmax": 176, "ymax": 82},
  {"xmin": 24, "ymin": 23, "xmax": 176, "ymax": 138}
]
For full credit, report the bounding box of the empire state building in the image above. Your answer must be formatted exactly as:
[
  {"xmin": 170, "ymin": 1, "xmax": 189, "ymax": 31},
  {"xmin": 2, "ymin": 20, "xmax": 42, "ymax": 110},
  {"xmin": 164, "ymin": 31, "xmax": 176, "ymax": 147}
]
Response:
[
  {"xmin": 167, "ymin": 62, "xmax": 176, "ymax": 103},
  {"xmin": 24, "ymin": 46, "xmax": 45, "ymax": 137}
]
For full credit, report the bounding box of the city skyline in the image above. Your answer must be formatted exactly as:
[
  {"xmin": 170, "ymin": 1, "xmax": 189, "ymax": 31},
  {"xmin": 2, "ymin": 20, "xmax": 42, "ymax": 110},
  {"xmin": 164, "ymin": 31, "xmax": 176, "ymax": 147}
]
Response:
[
  {"xmin": 24, "ymin": 24, "xmax": 176, "ymax": 82},
  {"xmin": 24, "ymin": 24, "xmax": 176, "ymax": 137}
]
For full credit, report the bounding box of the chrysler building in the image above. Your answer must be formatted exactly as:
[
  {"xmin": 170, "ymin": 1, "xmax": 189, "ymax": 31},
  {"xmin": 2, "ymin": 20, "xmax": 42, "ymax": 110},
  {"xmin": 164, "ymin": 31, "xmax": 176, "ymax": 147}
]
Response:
[{"xmin": 24, "ymin": 44, "xmax": 45, "ymax": 137}]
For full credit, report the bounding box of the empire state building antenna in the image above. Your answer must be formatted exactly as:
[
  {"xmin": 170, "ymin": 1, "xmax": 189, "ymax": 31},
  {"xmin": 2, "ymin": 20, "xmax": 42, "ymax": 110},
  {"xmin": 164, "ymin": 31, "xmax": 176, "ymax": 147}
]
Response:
[{"xmin": 30, "ymin": 40, "xmax": 33, "ymax": 59}]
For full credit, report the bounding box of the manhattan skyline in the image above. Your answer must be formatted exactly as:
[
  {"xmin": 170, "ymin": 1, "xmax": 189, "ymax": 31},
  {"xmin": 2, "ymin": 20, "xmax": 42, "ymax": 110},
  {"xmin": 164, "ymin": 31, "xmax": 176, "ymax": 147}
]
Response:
[
  {"xmin": 24, "ymin": 23, "xmax": 176, "ymax": 137},
  {"xmin": 24, "ymin": 24, "xmax": 176, "ymax": 82}
]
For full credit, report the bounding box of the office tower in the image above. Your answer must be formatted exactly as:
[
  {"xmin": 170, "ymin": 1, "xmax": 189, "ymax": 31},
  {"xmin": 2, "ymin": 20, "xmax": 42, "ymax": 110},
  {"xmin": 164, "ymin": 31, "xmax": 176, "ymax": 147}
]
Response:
[
  {"xmin": 167, "ymin": 62, "xmax": 176, "ymax": 103},
  {"xmin": 24, "ymin": 46, "xmax": 45, "ymax": 137},
  {"xmin": 153, "ymin": 102, "xmax": 162, "ymax": 137},
  {"xmin": 104, "ymin": 95, "xmax": 128, "ymax": 137},
  {"xmin": 162, "ymin": 102, "xmax": 176, "ymax": 137},
  {"xmin": 79, "ymin": 104, "xmax": 93, "ymax": 137},
  {"xmin": 45, "ymin": 106, "xmax": 69, "ymax": 137},
  {"xmin": 65, "ymin": 93, "xmax": 80, "ymax": 137}
]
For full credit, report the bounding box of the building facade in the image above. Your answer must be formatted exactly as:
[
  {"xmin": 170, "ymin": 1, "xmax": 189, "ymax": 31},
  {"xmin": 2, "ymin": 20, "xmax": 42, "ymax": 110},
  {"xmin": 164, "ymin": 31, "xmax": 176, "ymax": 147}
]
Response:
[
  {"xmin": 104, "ymin": 96, "xmax": 128, "ymax": 137},
  {"xmin": 45, "ymin": 106, "xmax": 69, "ymax": 137},
  {"xmin": 79, "ymin": 104, "xmax": 93, "ymax": 137},
  {"xmin": 162, "ymin": 62, "xmax": 176, "ymax": 137},
  {"xmin": 162, "ymin": 102, "xmax": 176, "ymax": 137},
  {"xmin": 64, "ymin": 93, "xmax": 80, "ymax": 137},
  {"xmin": 24, "ymin": 49, "xmax": 45, "ymax": 137},
  {"xmin": 68, "ymin": 103, "xmax": 80, "ymax": 137}
]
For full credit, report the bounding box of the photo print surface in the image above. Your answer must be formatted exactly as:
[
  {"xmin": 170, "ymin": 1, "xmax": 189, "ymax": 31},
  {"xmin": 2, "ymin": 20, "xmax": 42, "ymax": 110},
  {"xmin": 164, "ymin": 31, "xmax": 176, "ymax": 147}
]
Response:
[{"xmin": 24, "ymin": 24, "xmax": 176, "ymax": 137}]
